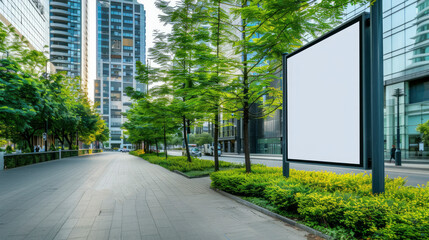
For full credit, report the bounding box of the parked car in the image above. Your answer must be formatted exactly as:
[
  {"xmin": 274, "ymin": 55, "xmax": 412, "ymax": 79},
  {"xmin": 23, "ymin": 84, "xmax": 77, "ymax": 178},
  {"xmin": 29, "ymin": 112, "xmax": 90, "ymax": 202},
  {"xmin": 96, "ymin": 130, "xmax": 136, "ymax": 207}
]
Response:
[
  {"xmin": 190, "ymin": 147, "xmax": 202, "ymax": 157},
  {"xmin": 118, "ymin": 148, "xmax": 130, "ymax": 152}
]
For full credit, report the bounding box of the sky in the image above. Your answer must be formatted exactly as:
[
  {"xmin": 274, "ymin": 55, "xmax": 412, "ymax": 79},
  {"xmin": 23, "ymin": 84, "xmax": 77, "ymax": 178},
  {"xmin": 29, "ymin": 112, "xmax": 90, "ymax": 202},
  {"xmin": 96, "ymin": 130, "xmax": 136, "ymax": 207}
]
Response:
[{"xmin": 87, "ymin": 0, "xmax": 175, "ymax": 101}]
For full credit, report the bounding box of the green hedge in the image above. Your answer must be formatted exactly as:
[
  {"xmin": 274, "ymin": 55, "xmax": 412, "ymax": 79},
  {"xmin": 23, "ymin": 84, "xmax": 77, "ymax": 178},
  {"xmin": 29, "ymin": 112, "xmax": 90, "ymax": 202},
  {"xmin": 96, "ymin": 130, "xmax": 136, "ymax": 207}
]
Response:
[
  {"xmin": 210, "ymin": 166, "xmax": 429, "ymax": 239},
  {"xmin": 4, "ymin": 151, "xmax": 61, "ymax": 169},
  {"xmin": 2, "ymin": 149, "xmax": 105, "ymax": 169},
  {"xmin": 130, "ymin": 151, "xmax": 242, "ymax": 172}
]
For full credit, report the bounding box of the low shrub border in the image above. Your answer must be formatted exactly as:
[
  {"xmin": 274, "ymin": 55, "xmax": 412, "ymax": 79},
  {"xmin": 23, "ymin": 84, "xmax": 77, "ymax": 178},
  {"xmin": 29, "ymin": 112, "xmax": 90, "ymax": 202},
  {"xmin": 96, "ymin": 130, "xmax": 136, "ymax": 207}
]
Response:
[
  {"xmin": 130, "ymin": 151, "xmax": 243, "ymax": 177},
  {"xmin": 210, "ymin": 166, "xmax": 429, "ymax": 240},
  {"xmin": 3, "ymin": 149, "xmax": 103, "ymax": 169}
]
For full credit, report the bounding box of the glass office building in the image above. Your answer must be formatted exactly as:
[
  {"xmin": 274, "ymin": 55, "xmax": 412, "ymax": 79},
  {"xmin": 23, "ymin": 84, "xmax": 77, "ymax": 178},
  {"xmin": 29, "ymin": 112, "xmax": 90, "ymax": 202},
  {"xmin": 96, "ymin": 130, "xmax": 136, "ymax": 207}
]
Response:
[
  {"xmin": 0, "ymin": 0, "xmax": 49, "ymax": 52},
  {"xmin": 95, "ymin": 0, "xmax": 146, "ymax": 149},
  {"xmin": 50, "ymin": 0, "xmax": 88, "ymax": 90},
  {"xmin": 344, "ymin": 1, "xmax": 429, "ymax": 159}
]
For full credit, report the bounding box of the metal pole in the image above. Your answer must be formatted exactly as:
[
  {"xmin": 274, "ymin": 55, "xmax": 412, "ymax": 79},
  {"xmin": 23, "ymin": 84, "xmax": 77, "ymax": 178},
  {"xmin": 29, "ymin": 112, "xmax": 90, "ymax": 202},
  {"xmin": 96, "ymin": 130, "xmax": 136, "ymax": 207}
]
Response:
[
  {"xmin": 282, "ymin": 53, "xmax": 289, "ymax": 178},
  {"xmin": 45, "ymin": 120, "xmax": 48, "ymax": 152},
  {"xmin": 395, "ymin": 89, "xmax": 402, "ymax": 166},
  {"xmin": 370, "ymin": 0, "xmax": 385, "ymax": 194}
]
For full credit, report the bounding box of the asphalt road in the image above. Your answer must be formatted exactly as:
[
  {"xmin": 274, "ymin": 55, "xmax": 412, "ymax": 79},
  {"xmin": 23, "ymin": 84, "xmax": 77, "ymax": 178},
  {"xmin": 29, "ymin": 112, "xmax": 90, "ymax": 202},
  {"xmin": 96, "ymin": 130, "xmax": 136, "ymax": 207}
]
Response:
[
  {"xmin": 0, "ymin": 152, "xmax": 312, "ymax": 240},
  {"xmin": 169, "ymin": 150, "xmax": 429, "ymax": 186}
]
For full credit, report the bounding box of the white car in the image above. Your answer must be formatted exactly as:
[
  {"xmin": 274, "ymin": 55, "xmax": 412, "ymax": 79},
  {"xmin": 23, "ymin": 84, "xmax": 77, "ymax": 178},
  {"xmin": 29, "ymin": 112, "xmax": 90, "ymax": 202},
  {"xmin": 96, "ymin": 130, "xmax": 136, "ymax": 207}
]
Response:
[{"xmin": 118, "ymin": 148, "xmax": 130, "ymax": 152}]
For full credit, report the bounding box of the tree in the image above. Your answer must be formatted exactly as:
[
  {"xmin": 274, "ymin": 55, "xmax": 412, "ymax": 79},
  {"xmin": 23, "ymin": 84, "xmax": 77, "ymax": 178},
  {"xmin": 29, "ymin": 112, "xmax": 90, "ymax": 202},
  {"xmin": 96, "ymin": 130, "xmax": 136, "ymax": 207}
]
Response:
[
  {"xmin": 220, "ymin": 0, "xmax": 368, "ymax": 173},
  {"xmin": 417, "ymin": 120, "xmax": 429, "ymax": 146},
  {"xmin": 189, "ymin": 133, "xmax": 213, "ymax": 146},
  {"xmin": 152, "ymin": 0, "xmax": 215, "ymax": 162}
]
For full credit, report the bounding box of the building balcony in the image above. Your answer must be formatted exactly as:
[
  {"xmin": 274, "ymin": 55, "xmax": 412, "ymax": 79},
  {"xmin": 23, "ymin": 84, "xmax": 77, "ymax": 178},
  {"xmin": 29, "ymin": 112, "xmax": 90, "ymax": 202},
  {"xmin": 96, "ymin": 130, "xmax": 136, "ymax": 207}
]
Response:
[
  {"xmin": 51, "ymin": 30, "xmax": 71, "ymax": 36},
  {"xmin": 50, "ymin": 1, "xmax": 70, "ymax": 8},
  {"xmin": 50, "ymin": 16, "xmax": 69, "ymax": 22},
  {"xmin": 51, "ymin": 23, "xmax": 69, "ymax": 30},
  {"xmin": 51, "ymin": 44, "xmax": 69, "ymax": 50},
  {"xmin": 50, "ymin": 51, "xmax": 69, "ymax": 57},
  {"xmin": 51, "ymin": 59, "xmax": 70, "ymax": 64},
  {"xmin": 50, "ymin": 37, "xmax": 69, "ymax": 43},
  {"xmin": 53, "ymin": 65, "xmax": 70, "ymax": 71},
  {"xmin": 50, "ymin": 8, "xmax": 70, "ymax": 16}
]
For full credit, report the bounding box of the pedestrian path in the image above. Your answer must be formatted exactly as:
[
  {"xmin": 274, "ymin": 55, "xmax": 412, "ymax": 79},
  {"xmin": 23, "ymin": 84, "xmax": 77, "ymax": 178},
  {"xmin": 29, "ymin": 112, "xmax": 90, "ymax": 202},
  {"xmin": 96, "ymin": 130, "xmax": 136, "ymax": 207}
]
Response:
[{"xmin": 0, "ymin": 152, "xmax": 313, "ymax": 240}]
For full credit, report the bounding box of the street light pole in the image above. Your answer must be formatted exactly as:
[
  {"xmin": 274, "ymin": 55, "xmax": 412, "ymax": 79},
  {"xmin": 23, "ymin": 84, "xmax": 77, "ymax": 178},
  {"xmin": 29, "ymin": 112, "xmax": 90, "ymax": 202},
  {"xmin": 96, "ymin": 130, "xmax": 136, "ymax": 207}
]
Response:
[
  {"xmin": 392, "ymin": 88, "xmax": 404, "ymax": 166},
  {"xmin": 44, "ymin": 60, "xmax": 49, "ymax": 151}
]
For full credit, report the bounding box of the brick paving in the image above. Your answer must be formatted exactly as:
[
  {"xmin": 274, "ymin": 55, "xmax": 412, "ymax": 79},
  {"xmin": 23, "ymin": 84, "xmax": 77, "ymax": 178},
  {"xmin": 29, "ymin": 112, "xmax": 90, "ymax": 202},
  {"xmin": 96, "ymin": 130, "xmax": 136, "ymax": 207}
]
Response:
[{"xmin": 0, "ymin": 152, "xmax": 311, "ymax": 240}]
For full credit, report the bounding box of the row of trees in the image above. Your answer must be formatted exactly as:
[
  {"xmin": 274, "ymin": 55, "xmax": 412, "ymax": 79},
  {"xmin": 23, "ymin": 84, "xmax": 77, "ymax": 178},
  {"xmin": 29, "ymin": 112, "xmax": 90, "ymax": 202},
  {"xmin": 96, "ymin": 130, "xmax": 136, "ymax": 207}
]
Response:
[
  {"xmin": 0, "ymin": 22, "xmax": 109, "ymax": 151},
  {"xmin": 124, "ymin": 0, "xmax": 367, "ymax": 172}
]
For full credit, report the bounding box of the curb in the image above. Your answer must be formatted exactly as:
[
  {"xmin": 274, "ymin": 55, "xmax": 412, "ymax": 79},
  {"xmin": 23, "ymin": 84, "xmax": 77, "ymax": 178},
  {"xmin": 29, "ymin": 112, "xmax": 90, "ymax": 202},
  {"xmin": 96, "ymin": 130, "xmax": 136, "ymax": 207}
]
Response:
[
  {"xmin": 173, "ymin": 170, "xmax": 210, "ymax": 179},
  {"xmin": 211, "ymin": 188, "xmax": 331, "ymax": 240}
]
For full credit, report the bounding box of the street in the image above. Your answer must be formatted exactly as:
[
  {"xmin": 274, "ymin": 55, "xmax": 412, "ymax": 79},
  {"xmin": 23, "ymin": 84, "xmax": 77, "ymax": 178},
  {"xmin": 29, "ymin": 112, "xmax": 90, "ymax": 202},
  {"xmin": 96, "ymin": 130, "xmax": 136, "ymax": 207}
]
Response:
[
  {"xmin": 0, "ymin": 152, "xmax": 312, "ymax": 240},
  {"xmin": 168, "ymin": 150, "xmax": 429, "ymax": 186}
]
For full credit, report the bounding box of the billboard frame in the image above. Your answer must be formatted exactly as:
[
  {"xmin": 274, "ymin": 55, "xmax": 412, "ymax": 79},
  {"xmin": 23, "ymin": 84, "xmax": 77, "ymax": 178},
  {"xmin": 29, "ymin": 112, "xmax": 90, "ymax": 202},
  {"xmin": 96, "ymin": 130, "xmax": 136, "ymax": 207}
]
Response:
[{"xmin": 283, "ymin": 13, "xmax": 371, "ymax": 169}]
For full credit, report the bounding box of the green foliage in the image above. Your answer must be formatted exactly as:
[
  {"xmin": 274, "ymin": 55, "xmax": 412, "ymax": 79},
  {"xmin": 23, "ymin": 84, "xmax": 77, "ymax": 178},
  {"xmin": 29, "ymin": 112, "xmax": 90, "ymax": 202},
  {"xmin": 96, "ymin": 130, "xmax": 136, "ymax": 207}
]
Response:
[
  {"xmin": 5, "ymin": 145, "xmax": 13, "ymax": 154},
  {"xmin": 49, "ymin": 144, "xmax": 56, "ymax": 151},
  {"xmin": 189, "ymin": 133, "xmax": 213, "ymax": 146},
  {"xmin": 210, "ymin": 166, "xmax": 429, "ymax": 239},
  {"xmin": 0, "ymin": 22, "xmax": 107, "ymax": 150},
  {"xmin": 417, "ymin": 119, "xmax": 429, "ymax": 146},
  {"xmin": 131, "ymin": 151, "xmax": 242, "ymax": 173},
  {"xmin": 23, "ymin": 147, "xmax": 31, "ymax": 153}
]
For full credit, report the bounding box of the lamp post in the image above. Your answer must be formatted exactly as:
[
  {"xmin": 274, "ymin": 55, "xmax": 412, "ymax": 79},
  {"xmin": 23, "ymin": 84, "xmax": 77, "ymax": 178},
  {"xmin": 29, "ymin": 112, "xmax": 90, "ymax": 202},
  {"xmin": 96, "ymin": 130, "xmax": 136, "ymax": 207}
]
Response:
[{"xmin": 392, "ymin": 88, "xmax": 404, "ymax": 166}]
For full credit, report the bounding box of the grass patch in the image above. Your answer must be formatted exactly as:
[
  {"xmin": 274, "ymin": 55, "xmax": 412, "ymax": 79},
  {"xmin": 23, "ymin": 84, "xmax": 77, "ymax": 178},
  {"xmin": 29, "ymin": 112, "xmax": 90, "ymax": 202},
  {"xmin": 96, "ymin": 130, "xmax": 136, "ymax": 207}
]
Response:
[
  {"xmin": 183, "ymin": 167, "xmax": 237, "ymax": 178},
  {"xmin": 130, "ymin": 151, "xmax": 243, "ymax": 177}
]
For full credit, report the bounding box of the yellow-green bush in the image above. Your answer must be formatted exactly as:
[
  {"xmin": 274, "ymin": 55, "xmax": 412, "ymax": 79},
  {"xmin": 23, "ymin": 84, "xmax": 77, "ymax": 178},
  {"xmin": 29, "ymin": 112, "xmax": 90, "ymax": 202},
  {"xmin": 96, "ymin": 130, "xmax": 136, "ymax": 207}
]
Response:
[{"xmin": 210, "ymin": 165, "xmax": 429, "ymax": 239}]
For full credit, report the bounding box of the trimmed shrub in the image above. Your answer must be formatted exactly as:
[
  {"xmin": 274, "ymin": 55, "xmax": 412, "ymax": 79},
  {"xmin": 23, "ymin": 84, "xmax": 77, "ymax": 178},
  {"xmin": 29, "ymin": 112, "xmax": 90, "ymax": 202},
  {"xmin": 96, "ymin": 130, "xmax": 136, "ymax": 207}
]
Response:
[
  {"xmin": 210, "ymin": 165, "xmax": 429, "ymax": 239},
  {"xmin": 265, "ymin": 181, "xmax": 310, "ymax": 212}
]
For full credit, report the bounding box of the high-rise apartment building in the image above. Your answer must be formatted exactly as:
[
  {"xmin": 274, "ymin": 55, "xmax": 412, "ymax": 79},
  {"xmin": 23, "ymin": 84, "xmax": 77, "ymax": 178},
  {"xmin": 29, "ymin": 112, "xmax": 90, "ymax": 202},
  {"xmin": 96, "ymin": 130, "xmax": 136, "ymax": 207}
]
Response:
[
  {"xmin": 95, "ymin": 0, "xmax": 146, "ymax": 149},
  {"xmin": 0, "ymin": 0, "xmax": 49, "ymax": 52},
  {"xmin": 50, "ymin": 0, "xmax": 88, "ymax": 90}
]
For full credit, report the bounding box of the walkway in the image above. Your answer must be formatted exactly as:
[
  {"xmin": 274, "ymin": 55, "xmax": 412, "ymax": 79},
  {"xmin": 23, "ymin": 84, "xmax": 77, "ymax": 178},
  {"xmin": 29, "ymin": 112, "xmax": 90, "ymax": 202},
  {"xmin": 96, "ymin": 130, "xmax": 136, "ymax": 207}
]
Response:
[{"xmin": 0, "ymin": 152, "xmax": 312, "ymax": 240}]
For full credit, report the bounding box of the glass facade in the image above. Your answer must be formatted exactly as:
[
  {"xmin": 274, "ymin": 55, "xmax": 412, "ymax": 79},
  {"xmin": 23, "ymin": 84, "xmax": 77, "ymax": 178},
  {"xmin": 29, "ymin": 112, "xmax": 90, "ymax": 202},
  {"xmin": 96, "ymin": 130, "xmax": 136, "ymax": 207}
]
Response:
[
  {"xmin": 0, "ymin": 0, "xmax": 49, "ymax": 52},
  {"xmin": 95, "ymin": 0, "xmax": 146, "ymax": 149},
  {"xmin": 50, "ymin": 0, "xmax": 88, "ymax": 90}
]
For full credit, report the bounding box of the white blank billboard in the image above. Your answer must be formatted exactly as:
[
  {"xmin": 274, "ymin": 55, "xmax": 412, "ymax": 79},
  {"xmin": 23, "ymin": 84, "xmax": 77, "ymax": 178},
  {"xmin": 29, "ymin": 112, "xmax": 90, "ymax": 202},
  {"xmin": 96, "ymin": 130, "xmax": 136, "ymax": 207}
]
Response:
[{"xmin": 287, "ymin": 21, "xmax": 361, "ymax": 165}]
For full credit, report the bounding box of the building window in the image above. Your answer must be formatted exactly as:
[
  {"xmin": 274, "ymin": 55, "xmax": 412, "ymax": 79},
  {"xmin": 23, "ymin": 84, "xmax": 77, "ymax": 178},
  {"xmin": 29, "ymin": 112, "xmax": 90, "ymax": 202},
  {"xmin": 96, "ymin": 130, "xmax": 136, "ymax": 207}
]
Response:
[{"xmin": 409, "ymin": 79, "xmax": 429, "ymax": 103}]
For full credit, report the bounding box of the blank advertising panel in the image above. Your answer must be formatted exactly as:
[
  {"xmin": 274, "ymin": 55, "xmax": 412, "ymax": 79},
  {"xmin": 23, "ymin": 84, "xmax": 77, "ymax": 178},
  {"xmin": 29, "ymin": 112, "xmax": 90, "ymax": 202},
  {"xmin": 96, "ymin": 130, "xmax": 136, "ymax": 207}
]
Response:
[{"xmin": 287, "ymin": 21, "xmax": 361, "ymax": 165}]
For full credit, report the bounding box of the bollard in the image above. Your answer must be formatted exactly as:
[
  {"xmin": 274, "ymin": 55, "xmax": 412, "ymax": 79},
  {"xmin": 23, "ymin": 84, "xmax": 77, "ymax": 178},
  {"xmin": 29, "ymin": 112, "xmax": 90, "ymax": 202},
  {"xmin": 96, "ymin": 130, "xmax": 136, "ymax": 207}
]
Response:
[
  {"xmin": 0, "ymin": 152, "xmax": 4, "ymax": 170},
  {"xmin": 59, "ymin": 149, "xmax": 61, "ymax": 160}
]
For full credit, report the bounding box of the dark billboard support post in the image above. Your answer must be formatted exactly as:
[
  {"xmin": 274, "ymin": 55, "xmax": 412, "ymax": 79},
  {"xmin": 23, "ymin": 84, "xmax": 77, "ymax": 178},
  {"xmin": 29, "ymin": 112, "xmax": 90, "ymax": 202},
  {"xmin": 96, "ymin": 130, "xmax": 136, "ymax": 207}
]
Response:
[
  {"xmin": 282, "ymin": 53, "xmax": 289, "ymax": 178},
  {"xmin": 370, "ymin": 1, "xmax": 385, "ymax": 194}
]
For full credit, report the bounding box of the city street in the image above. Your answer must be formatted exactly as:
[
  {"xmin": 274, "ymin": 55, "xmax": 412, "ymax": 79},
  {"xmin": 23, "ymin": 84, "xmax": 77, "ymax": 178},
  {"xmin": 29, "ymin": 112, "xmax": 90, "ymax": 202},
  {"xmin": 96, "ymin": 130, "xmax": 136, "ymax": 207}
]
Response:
[
  {"xmin": 0, "ymin": 152, "xmax": 312, "ymax": 240},
  {"xmin": 169, "ymin": 150, "xmax": 429, "ymax": 186}
]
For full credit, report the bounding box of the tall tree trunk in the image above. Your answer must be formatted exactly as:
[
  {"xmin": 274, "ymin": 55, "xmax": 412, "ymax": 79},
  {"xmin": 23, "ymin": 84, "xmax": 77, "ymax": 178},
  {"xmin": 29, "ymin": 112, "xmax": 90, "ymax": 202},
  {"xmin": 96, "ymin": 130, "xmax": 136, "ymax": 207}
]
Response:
[
  {"xmin": 213, "ymin": 1, "xmax": 221, "ymax": 172},
  {"xmin": 163, "ymin": 122, "xmax": 168, "ymax": 160},
  {"xmin": 242, "ymin": 7, "xmax": 251, "ymax": 173},
  {"xmin": 183, "ymin": 116, "xmax": 191, "ymax": 162},
  {"xmin": 155, "ymin": 140, "xmax": 159, "ymax": 157},
  {"xmin": 214, "ymin": 108, "xmax": 220, "ymax": 171}
]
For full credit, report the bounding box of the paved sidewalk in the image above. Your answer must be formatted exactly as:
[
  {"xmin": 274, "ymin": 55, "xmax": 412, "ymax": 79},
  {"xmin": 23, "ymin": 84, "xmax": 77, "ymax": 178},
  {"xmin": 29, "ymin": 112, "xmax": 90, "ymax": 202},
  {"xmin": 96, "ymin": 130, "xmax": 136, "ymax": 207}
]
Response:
[{"xmin": 0, "ymin": 152, "xmax": 313, "ymax": 240}]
